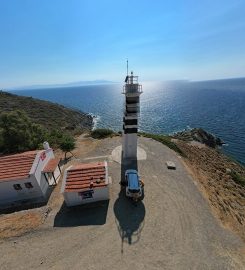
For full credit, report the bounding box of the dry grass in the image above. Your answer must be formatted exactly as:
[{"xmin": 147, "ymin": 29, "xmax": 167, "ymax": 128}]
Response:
[
  {"xmin": 0, "ymin": 211, "xmax": 43, "ymax": 238},
  {"xmin": 176, "ymin": 140, "xmax": 245, "ymax": 241}
]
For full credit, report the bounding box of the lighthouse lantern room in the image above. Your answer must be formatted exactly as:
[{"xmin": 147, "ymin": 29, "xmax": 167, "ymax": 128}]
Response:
[{"xmin": 122, "ymin": 71, "xmax": 143, "ymax": 159}]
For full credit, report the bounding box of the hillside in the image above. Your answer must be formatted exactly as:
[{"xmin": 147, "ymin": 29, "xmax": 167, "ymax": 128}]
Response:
[
  {"xmin": 0, "ymin": 91, "xmax": 93, "ymax": 133},
  {"xmin": 175, "ymin": 140, "xmax": 245, "ymax": 240}
]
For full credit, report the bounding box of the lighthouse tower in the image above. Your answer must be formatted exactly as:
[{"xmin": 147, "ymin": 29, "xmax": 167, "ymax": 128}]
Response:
[{"xmin": 122, "ymin": 71, "xmax": 143, "ymax": 159}]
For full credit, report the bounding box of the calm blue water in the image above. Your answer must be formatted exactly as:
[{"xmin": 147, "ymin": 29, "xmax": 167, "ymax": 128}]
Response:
[{"xmin": 10, "ymin": 78, "xmax": 245, "ymax": 165}]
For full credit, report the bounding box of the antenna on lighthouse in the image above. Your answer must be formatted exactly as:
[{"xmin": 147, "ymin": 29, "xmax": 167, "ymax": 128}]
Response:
[{"xmin": 125, "ymin": 59, "xmax": 129, "ymax": 83}]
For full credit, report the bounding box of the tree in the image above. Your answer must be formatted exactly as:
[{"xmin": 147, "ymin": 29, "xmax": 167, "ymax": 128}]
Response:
[
  {"xmin": 0, "ymin": 110, "xmax": 46, "ymax": 153},
  {"xmin": 59, "ymin": 134, "xmax": 75, "ymax": 160}
]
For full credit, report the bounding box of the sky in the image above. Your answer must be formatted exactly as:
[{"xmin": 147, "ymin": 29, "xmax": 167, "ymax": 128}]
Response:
[{"xmin": 0, "ymin": 0, "xmax": 245, "ymax": 88}]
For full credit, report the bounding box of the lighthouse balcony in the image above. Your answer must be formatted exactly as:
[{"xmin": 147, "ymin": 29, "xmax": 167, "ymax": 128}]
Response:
[
  {"xmin": 124, "ymin": 114, "xmax": 138, "ymax": 120},
  {"xmin": 125, "ymin": 104, "xmax": 140, "ymax": 113},
  {"xmin": 122, "ymin": 84, "xmax": 142, "ymax": 95},
  {"xmin": 123, "ymin": 123, "xmax": 138, "ymax": 129},
  {"xmin": 123, "ymin": 122, "xmax": 138, "ymax": 130},
  {"xmin": 124, "ymin": 112, "xmax": 139, "ymax": 118},
  {"xmin": 126, "ymin": 103, "xmax": 140, "ymax": 111}
]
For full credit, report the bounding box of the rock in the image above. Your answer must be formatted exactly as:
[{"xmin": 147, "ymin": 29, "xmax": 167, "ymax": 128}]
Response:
[
  {"xmin": 173, "ymin": 128, "xmax": 225, "ymax": 148},
  {"xmin": 166, "ymin": 161, "xmax": 176, "ymax": 170}
]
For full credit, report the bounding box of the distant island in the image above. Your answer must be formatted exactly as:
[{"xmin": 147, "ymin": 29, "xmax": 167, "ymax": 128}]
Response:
[{"xmin": 8, "ymin": 80, "xmax": 119, "ymax": 90}]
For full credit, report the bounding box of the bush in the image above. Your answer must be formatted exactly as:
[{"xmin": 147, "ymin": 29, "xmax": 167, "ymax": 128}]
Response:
[
  {"xmin": 0, "ymin": 110, "xmax": 78, "ymax": 154},
  {"xmin": 229, "ymin": 170, "xmax": 245, "ymax": 186},
  {"xmin": 60, "ymin": 134, "xmax": 76, "ymax": 159},
  {"xmin": 91, "ymin": 128, "xmax": 114, "ymax": 139},
  {"xmin": 0, "ymin": 110, "xmax": 46, "ymax": 153},
  {"xmin": 46, "ymin": 129, "xmax": 64, "ymax": 148},
  {"xmin": 139, "ymin": 132, "xmax": 184, "ymax": 156},
  {"xmin": 0, "ymin": 129, "xmax": 3, "ymax": 152}
]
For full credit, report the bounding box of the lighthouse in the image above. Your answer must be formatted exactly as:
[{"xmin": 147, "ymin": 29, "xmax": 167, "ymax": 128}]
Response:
[{"xmin": 122, "ymin": 71, "xmax": 143, "ymax": 159}]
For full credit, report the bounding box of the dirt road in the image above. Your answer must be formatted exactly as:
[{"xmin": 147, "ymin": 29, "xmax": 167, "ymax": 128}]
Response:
[{"xmin": 0, "ymin": 137, "xmax": 244, "ymax": 269}]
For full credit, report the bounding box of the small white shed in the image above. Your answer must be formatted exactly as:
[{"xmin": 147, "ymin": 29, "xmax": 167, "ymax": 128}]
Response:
[
  {"xmin": 61, "ymin": 161, "xmax": 109, "ymax": 207},
  {"xmin": 0, "ymin": 142, "xmax": 61, "ymax": 208}
]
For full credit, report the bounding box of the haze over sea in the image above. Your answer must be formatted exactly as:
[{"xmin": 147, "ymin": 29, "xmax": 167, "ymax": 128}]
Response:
[{"xmin": 11, "ymin": 78, "xmax": 245, "ymax": 165}]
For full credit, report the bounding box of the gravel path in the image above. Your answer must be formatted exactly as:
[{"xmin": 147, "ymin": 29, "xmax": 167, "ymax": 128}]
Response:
[{"xmin": 0, "ymin": 137, "xmax": 244, "ymax": 270}]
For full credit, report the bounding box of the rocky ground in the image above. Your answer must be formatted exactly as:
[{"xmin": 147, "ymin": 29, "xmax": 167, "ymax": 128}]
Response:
[
  {"xmin": 175, "ymin": 140, "xmax": 245, "ymax": 241},
  {"xmin": 0, "ymin": 136, "xmax": 245, "ymax": 269}
]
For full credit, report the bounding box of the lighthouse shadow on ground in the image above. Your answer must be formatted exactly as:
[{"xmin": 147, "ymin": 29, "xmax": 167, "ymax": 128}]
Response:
[{"xmin": 113, "ymin": 153, "xmax": 145, "ymax": 252}]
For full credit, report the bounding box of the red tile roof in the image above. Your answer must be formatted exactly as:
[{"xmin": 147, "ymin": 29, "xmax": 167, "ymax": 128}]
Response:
[
  {"xmin": 65, "ymin": 162, "xmax": 107, "ymax": 192},
  {"xmin": 0, "ymin": 151, "xmax": 38, "ymax": 182},
  {"xmin": 43, "ymin": 158, "xmax": 60, "ymax": 173}
]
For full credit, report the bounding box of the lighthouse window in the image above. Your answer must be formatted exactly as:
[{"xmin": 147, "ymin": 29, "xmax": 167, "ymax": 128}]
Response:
[
  {"xmin": 13, "ymin": 184, "xmax": 22, "ymax": 190},
  {"xmin": 25, "ymin": 182, "xmax": 33, "ymax": 189}
]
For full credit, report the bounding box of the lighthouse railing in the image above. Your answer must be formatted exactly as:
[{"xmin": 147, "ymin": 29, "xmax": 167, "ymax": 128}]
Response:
[{"xmin": 122, "ymin": 84, "xmax": 142, "ymax": 94}]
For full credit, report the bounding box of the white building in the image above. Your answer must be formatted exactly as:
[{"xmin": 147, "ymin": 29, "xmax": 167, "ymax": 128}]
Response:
[
  {"xmin": 61, "ymin": 161, "xmax": 109, "ymax": 206},
  {"xmin": 0, "ymin": 142, "xmax": 61, "ymax": 208},
  {"xmin": 122, "ymin": 71, "xmax": 143, "ymax": 159}
]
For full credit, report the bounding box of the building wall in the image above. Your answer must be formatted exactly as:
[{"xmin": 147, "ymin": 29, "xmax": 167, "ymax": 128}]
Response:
[
  {"xmin": 63, "ymin": 186, "xmax": 109, "ymax": 207},
  {"xmin": 31, "ymin": 148, "xmax": 55, "ymax": 196},
  {"xmin": 0, "ymin": 175, "xmax": 44, "ymax": 206},
  {"xmin": 0, "ymin": 148, "xmax": 61, "ymax": 207},
  {"xmin": 123, "ymin": 133, "xmax": 138, "ymax": 159}
]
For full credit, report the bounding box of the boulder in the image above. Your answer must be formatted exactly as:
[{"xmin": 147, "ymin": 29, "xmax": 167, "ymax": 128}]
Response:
[{"xmin": 173, "ymin": 128, "xmax": 225, "ymax": 148}]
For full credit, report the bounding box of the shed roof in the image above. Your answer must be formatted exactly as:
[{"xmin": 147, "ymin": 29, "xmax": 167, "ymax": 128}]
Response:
[
  {"xmin": 43, "ymin": 158, "xmax": 60, "ymax": 173},
  {"xmin": 64, "ymin": 162, "xmax": 107, "ymax": 192},
  {"xmin": 0, "ymin": 151, "xmax": 38, "ymax": 182}
]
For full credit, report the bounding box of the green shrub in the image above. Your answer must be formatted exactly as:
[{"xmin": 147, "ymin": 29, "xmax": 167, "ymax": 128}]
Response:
[
  {"xmin": 0, "ymin": 129, "xmax": 3, "ymax": 152},
  {"xmin": 139, "ymin": 132, "xmax": 184, "ymax": 156},
  {"xmin": 229, "ymin": 170, "xmax": 245, "ymax": 186},
  {"xmin": 46, "ymin": 129, "xmax": 64, "ymax": 148},
  {"xmin": 60, "ymin": 134, "xmax": 76, "ymax": 159},
  {"xmin": 0, "ymin": 110, "xmax": 46, "ymax": 153},
  {"xmin": 0, "ymin": 110, "xmax": 77, "ymax": 154},
  {"xmin": 91, "ymin": 128, "xmax": 114, "ymax": 139}
]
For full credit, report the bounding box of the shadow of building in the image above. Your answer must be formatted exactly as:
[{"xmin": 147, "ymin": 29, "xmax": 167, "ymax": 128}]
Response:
[
  {"xmin": 114, "ymin": 154, "xmax": 145, "ymax": 252},
  {"xmin": 54, "ymin": 200, "xmax": 109, "ymax": 227}
]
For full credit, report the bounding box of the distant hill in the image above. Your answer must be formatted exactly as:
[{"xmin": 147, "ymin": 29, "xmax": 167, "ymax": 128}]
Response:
[
  {"xmin": 9, "ymin": 80, "xmax": 118, "ymax": 90},
  {"xmin": 0, "ymin": 91, "xmax": 93, "ymax": 132}
]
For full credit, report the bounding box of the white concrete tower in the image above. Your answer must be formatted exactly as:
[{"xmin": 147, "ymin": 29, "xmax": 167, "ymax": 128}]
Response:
[{"xmin": 122, "ymin": 71, "xmax": 143, "ymax": 159}]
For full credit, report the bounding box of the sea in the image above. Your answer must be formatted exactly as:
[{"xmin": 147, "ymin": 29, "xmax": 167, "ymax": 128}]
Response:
[{"xmin": 10, "ymin": 78, "xmax": 245, "ymax": 165}]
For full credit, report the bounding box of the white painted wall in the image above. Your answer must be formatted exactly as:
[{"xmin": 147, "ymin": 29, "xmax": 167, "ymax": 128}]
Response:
[
  {"xmin": 0, "ymin": 147, "xmax": 61, "ymax": 206},
  {"xmin": 31, "ymin": 148, "xmax": 55, "ymax": 195},
  {"xmin": 123, "ymin": 133, "xmax": 137, "ymax": 159},
  {"xmin": 63, "ymin": 186, "xmax": 109, "ymax": 207},
  {"xmin": 0, "ymin": 175, "xmax": 43, "ymax": 205}
]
